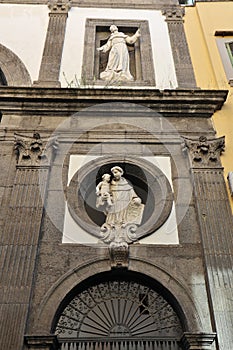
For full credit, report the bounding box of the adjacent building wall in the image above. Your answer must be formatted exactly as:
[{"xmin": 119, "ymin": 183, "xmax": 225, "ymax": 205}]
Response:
[{"xmin": 184, "ymin": 2, "xmax": 233, "ymax": 210}]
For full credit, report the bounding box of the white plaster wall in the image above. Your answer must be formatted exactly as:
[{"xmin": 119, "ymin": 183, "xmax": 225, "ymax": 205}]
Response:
[
  {"xmin": 0, "ymin": 4, "xmax": 49, "ymax": 82},
  {"xmin": 63, "ymin": 155, "xmax": 179, "ymax": 245},
  {"xmin": 60, "ymin": 8, "xmax": 178, "ymax": 89}
]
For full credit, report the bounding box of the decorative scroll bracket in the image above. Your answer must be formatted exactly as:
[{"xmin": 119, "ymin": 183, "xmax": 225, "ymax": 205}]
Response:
[{"xmin": 100, "ymin": 223, "xmax": 140, "ymax": 269}]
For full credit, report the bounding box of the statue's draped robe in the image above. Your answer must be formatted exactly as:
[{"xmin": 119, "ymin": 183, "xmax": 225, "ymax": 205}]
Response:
[
  {"xmin": 105, "ymin": 177, "xmax": 138, "ymax": 225},
  {"xmin": 99, "ymin": 31, "xmax": 139, "ymax": 82}
]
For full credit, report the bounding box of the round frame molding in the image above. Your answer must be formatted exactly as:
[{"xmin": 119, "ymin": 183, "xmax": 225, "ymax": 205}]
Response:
[{"xmin": 66, "ymin": 156, "xmax": 173, "ymax": 241}]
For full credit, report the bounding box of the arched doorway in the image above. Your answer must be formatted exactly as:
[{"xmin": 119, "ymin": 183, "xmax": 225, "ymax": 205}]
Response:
[{"xmin": 52, "ymin": 271, "xmax": 185, "ymax": 349}]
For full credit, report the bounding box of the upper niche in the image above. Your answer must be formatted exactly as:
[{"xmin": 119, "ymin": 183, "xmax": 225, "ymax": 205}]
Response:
[
  {"xmin": 66, "ymin": 156, "xmax": 173, "ymax": 241},
  {"xmin": 96, "ymin": 26, "xmax": 140, "ymax": 81},
  {"xmin": 82, "ymin": 19, "xmax": 155, "ymax": 86}
]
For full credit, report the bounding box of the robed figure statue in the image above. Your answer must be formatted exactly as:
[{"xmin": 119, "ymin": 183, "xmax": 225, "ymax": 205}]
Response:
[
  {"xmin": 96, "ymin": 166, "xmax": 144, "ymax": 230},
  {"xmin": 97, "ymin": 25, "xmax": 141, "ymax": 83}
]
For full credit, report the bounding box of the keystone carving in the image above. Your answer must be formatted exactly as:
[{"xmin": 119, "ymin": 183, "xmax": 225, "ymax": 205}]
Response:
[
  {"xmin": 162, "ymin": 8, "xmax": 185, "ymax": 21},
  {"xmin": 48, "ymin": 0, "xmax": 71, "ymax": 13},
  {"xmin": 14, "ymin": 133, "xmax": 59, "ymax": 167},
  {"xmin": 109, "ymin": 241, "xmax": 129, "ymax": 269},
  {"xmin": 183, "ymin": 136, "xmax": 225, "ymax": 168}
]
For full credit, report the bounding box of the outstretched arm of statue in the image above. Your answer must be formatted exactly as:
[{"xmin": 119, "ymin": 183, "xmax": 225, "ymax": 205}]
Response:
[
  {"xmin": 97, "ymin": 39, "xmax": 112, "ymax": 53},
  {"xmin": 125, "ymin": 29, "xmax": 141, "ymax": 45}
]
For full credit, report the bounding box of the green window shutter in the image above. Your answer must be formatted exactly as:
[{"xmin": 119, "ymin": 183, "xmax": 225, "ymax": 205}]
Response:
[{"xmin": 225, "ymin": 41, "xmax": 233, "ymax": 67}]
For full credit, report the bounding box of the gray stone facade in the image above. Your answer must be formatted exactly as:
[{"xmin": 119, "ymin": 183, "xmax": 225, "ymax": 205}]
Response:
[
  {"xmin": 0, "ymin": 87, "xmax": 232, "ymax": 350},
  {"xmin": 0, "ymin": 1, "xmax": 232, "ymax": 350}
]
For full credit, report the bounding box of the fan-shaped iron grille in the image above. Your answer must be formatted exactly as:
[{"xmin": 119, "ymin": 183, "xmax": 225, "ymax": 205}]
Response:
[{"xmin": 55, "ymin": 280, "xmax": 182, "ymax": 339}]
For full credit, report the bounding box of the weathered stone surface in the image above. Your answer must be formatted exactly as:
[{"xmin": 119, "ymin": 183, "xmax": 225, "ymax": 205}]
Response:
[{"xmin": 0, "ymin": 86, "xmax": 231, "ymax": 350}]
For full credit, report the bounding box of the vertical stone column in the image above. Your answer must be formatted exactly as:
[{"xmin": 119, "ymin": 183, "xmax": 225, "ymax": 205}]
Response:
[
  {"xmin": 34, "ymin": 0, "xmax": 71, "ymax": 87},
  {"xmin": 0, "ymin": 133, "xmax": 58, "ymax": 350},
  {"xmin": 183, "ymin": 136, "xmax": 233, "ymax": 350},
  {"xmin": 162, "ymin": 8, "xmax": 197, "ymax": 88}
]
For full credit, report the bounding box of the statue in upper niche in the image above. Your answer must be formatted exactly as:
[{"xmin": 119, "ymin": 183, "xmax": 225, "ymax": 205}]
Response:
[{"xmin": 97, "ymin": 25, "xmax": 141, "ymax": 83}]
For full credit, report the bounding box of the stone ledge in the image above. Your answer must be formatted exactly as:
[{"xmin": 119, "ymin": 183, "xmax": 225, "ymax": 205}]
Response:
[{"xmin": 0, "ymin": 87, "xmax": 228, "ymax": 118}]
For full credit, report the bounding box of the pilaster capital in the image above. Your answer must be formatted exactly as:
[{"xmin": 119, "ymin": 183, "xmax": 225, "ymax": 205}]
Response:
[
  {"xmin": 162, "ymin": 7, "xmax": 185, "ymax": 22},
  {"xmin": 14, "ymin": 133, "xmax": 59, "ymax": 167},
  {"xmin": 180, "ymin": 332, "xmax": 216, "ymax": 349},
  {"xmin": 182, "ymin": 136, "xmax": 225, "ymax": 169},
  {"xmin": 48, "ymin": 0, "xmax": 72, "ymax": 14}
]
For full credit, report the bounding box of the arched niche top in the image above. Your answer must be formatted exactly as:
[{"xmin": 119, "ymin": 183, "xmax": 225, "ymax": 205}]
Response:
[{"xmin": 0, "ymin": 43, "xmax": 31, "ymax": 86}]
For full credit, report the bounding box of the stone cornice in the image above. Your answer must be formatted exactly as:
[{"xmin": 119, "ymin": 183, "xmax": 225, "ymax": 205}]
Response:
[
  {"xmin": 0, "ymin": 1, "xmax": 185, "ymax": 10},
  {"xmin": 0, "ymin": 87, "xmax": 228, "ymax": 118}
]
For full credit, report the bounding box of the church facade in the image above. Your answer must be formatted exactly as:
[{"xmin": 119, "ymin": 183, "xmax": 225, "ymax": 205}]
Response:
[{"xmin": 0, "ymin": 1, "xmax": 232, "ymax": 350}]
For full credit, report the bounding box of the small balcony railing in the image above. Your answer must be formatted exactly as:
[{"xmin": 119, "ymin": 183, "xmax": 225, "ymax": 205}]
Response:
[{"xmin": 58, "ymin": 337, "xmax": 182, "ymax": 350}]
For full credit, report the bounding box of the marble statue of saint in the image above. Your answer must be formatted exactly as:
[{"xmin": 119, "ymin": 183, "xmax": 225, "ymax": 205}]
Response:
[
  {"xmin": 96, "ymin": 166, "xmax": 144, "ymax": 227},
  {"xmin": 97, "ymin": 25, "xmax": 141, "ymax": 82}
]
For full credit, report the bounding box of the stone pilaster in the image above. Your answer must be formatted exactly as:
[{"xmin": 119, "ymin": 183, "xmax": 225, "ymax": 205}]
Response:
[
  {"xmin": 34, "ymin": 0, "xmax": 71, "ymax": 87},
  {"xmin": 0, "ymin": 133, "xmax": 58, "ymax": 350},
  {"xmin": 162, "ymin": 8, "xmax": 197, "ymax": 88},
  {"xmin": 183, "ymin": 136, "xmax": 233, "ymax": 350}
]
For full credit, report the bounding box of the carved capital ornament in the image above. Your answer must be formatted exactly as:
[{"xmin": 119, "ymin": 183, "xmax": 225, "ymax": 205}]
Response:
[
  {"xmin": 48, "ymin": 0, "xmax": 71, "ymax": 13},
  {"xmin": 183, "ymin": 136, "xmax": 225, "ymax": 168},
  {"xmin": 162, "ymin": 8, "xmax": 185, "ymax": 22},
  {"xmin": 14, "ymin": 133, "xmax": 59, "ymax": 167}
]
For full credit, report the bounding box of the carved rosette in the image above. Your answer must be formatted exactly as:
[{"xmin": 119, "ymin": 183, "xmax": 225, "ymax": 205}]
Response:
[
  {"xmin": 48, "ymin": 0, "xmax": 71, "ymax": 14},
  {"xmin": 162, "ymin": 8, "xmax": 185, "ymax": 22},
  {"xmin": 14, "ymin": 133, "xmax": 59, "ymax": 167},
  {"xmin": 183, "ymin": 136, "xmax": 225, "ymax": 168}
]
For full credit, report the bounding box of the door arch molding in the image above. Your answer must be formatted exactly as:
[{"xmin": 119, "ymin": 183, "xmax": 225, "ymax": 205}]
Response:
[
  {"xmin": 31, "ymin": 257, "xmax": 203, "ymax": 335},
  {"xmin": 52, "ymin": 269, "xmax": 185, "ymax": 339}
]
